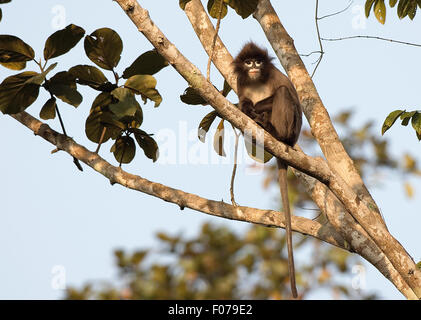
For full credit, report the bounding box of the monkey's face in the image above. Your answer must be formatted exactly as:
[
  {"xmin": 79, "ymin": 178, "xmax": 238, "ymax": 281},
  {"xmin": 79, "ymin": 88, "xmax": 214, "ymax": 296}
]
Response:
[{"xmin": 244, "ymin": 59, "xmax": 263, "ymax": 81}]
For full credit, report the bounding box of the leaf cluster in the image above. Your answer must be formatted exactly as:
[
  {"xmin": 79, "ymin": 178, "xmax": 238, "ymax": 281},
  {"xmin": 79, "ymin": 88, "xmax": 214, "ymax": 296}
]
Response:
[
  {"xmin": 365, "ymin": 0, "xmax": 421, "ymax": 24},
  {"xmin": 382, "ymin": 109, "xmax": 421, "ymax": 141},
  {"xmin": 180, "ymin": 0, "xmax": 259, "ymax": 19},
  {"xmin": 0, "ymin": 24, "xmax": 169, "ymax": 165}
]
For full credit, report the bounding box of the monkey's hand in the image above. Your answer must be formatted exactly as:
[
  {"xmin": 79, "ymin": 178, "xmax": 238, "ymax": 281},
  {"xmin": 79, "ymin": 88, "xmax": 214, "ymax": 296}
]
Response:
[{"xmin": 240, "ymin": 99, "xmax": 259, "ymax": 119}]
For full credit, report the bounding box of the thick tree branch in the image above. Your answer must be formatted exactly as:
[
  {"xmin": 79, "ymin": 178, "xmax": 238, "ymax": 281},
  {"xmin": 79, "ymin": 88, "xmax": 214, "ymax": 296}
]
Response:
[
  {"xmin": 10, "ymin": 111, "xmax": 346, "ymax": 250},
  {"xmin": 253, "ymin": 0, "xmax": 421, "ymax": 297},
  {"xmin": 253, "ymin": 0, "xmax": 384, "ymax": 226},
  {"xmin": 112, "ymin": 0, "xmax": 421, "ymax": 298},
  {"xmin": 294, "ymin": 169, "xmax": 418, "ymax": 299}
]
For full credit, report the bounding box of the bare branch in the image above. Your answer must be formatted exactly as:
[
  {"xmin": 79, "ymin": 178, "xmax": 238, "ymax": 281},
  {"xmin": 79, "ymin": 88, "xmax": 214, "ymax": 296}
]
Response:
[
  {"xmin": 293, "ymin": 166, "xmax": 418, "ymax": 300},
  {"xmin": 318, "ymin": 0, "xmax": 353, "ymax": 20},
  {"xmin": 184, "ymin": 2, "xmax": 402, "ymax": 290},
  {"xmin": 206, "ymin": 0, "xmax": 224, "ymax": 82},
  {"xmin": 321, "ymin": 35, "xmax": 421, "ymax": 48},
  {"xmin": 9, "ymin": 111, "xmax": 346, "ymax": 250},
  {"xmin": 312, "ymin": 0, "xmax": 324, "ymax": 78},
  {"xmin": 115, "ymin": 0, "xmax": 421, "ymax": 297},
  {"xmin": 253, "ymin": 0, "xmax": 385, "ymax": 227}
]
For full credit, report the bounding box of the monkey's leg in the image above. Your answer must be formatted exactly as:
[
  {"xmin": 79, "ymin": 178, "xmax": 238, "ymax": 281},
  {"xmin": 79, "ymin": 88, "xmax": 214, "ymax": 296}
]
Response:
[{"xmin": 277, "ymin": 159, "xmax": 298, "ymax": 298}]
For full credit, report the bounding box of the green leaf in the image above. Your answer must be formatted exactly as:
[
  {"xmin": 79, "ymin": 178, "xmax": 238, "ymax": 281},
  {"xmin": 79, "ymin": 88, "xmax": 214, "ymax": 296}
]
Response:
[
  {"xmin": 180, "ymin": 87, "xmax": 207, "ymax": 105},
  {"xmin": 179, "ymin": 0, "xmax": 191, "ymax": 10},
  {"xmin": 131, "ymin": 251, "xmax": 147, "ymax": 265},
  {"xmin": 84, "ymin": 27, "xmax": 122, "ymax": 70},
  {"xmin": 47, "ymin": 71, "xmax": 82, "ymax": 107},
  {"xmin": 122, "ymin": 49, "xmax": 168, "ymax": 79},
  {"xmin": 365, "ymin": 0, "xmax": 376, "ymax": 17},
  {"xmin": 68, "ymin": 64, "xmax": 108, "ymax": 90},
  {"xmin": 198, "ymin": 110, "xmax": 218, "ymax": 142},
  {"xmin": 407, "ymin": 0, "xmax": 417, "ymax": 19},
  {"xmin": 222, "ymin": 80, "xmax": 231, "ymax": 97},
  {"xmin": 0, "ymin": 61, "xmax": 26, "ymax": 70},
  {"xmin": 411, "ymin": 112, "xmax": 421, "ymax": 135},
  {"xmin": 89, "ymin": 91, "xmax": 114, "ymax": 113},
  {"xmin": 0, "ymin": 0, "xmax": 12, "ymax": 3},
  {"xmin": 389, "ymin": 0, "xmax": 398, "ymax": 7},
  {"xmin": 397, "ymin": 0, "xmax": 411, "ymax": 18},
  {"xmin": 374, "ymin": 0, "xmax": 386, "ymax": 24},
  {"xmin": 0, "ymin": 71, "xmax": 40, "ymax": 114},
  {"xmin": 131, "ymin": 128, "xmax": 159, "ymax": 162},
  {"xmin": 39, "ymin": 97, "xmax": 57, "ymax": 120},
  {"xmin": 207, "ymin": 0, "xmax": 228, "ymax": 19},
  {"xmin": 381, "ymin": 109, "xmax": 404, "ymax": 135},
  {"xmin": 213, "ymin": 119, "xmax": 226, "ymax": 157},
  {"xmin": 111, "ymin": 135, "xmax": 136, "ymax": 164},
  {"xmin": 109, "ymin": 87, "xmax": 141, "ymax": 119},
  {"xmin": 124, "ymin": 74, "xmax": 162, "ymax": 107},
  {"xmin": 417, "ymin": 0, "xmax": 421, "ymax": 8},
  {"xmin": 0, "ymin": 35, "xmax": 34, "ymax": 63},
  {"xmin": 227, "ymin": 0, "xmax": 259, "ymax": 19},
  {"xmin": 44, "ymin": 24, "xmax": 85, "ymax": 60},
  {"xmin": 85, "ymin": 94, "xmax": 123, "ymax": 144},
  {"xmin": 400, "ymin": 111, "xmax": 416, "ymax": 126}
]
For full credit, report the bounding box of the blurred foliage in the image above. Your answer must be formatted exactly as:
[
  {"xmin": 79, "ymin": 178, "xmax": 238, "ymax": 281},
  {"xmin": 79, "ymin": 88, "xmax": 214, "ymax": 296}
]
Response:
[
  {"xmin": 65, "ymin": 110, "xmax": 417, "ymax": 300},
  {"xmin": 65, "ymin": 223, "xmax": 376, "ymax": 300}
]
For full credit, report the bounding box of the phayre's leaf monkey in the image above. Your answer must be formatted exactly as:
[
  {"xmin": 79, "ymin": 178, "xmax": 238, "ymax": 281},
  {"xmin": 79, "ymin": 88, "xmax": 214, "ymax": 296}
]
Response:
[{"xmin": 233, "ymin": 42, "xmax": 302, "ymax": 298}]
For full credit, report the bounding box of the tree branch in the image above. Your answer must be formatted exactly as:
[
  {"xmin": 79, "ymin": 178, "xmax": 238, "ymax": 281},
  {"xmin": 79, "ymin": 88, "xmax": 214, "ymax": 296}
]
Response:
[
  {"xmin": 321, "ymin": 35, "xmax": 421, "ymax": 48},
  {"xmin": 253, "ymin": 0, "xmax": 385, "ymax": 226},
  {"xmin": 293, "ymin": 168, "xmax": 418, "ymax": 299},
  {"xmin": 113, "ymin": 0, "xmax": 421, "ymax": 298},
  {"xmin": 9, "ymin": 111, "xmax": 346, "ymax": 250},
  {"xmin": 181, "ymin": 0, "xmax": 416, "ymax": 299}
]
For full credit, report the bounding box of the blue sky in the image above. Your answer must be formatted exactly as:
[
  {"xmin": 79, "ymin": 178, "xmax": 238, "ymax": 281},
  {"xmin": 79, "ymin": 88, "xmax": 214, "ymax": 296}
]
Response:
[{"xmin": 0, "ymin": 0, "xmax": 420, "ymax": 299}]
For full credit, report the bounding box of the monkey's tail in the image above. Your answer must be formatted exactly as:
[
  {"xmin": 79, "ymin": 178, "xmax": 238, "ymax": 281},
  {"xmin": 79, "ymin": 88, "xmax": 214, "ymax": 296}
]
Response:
[{"xmin": 277, "ymin": 159, "xmax": 298, "ymax": 299}]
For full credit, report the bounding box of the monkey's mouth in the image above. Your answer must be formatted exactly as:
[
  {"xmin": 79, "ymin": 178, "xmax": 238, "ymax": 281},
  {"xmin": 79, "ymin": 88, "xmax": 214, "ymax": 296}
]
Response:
[
  {"xmin": 249, "ymin": 69, "xmax": 260, "ymax": 74},
  {"xmin": 248, "ymin": 70, "xmax": 260, "ymax": 79}
]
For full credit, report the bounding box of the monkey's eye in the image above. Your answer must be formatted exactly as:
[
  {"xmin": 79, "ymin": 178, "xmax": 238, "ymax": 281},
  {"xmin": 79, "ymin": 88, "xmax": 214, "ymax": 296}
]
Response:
[
  {"xmin": 255, "ymin": 61, "xmax": 262, "ymax": 67},
  {"xmin": 245, "ymin": 60, "xmax": 253, "ymax": 67}
]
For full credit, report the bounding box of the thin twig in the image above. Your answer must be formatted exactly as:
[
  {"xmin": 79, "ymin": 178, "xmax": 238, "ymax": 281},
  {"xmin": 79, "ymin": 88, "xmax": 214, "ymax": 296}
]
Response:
[
  {"xmin": 299, "ymin": 50, "xmax": 322, "ymax": 57},
  {"xmin": 321, "ymin": 35, "xmax": 421, "ymax": 48},
  {"xmin": 55, "ymin": 104, "xmax": 67, "ymax": 137},
  {"xmin": 230, "ymin": 124, "xmax": 240, "ymax": 207},
  {"xmin": 55, "ymin": 104, "xmax": 83, "ymax": 171},
  {"xmin": 95, "ymin": 127, "xmax": 107, "ymax": 154},
  {"xmin": 206, "ymin": 1, "xmax": 224, "ymax": 81},
  {"xmin": 311, "ymin": 0, "xmax": 324, "ymax": 78},
  {"xmin": 318, "ymin": 0, "xmax": 353, "ymax": 20}
]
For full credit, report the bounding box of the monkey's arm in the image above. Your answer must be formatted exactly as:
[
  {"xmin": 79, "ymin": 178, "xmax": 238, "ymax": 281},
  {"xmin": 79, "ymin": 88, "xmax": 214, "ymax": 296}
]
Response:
[
  {"xmin": 240, "ymin": 98, "xmax": 272, "ymax": 131},
  {"xmin": 271, "ymin": 86, "xmax": 302, "ymax": 147},
  {"xmin": 252, "ymin": 96, "xmax": 274, "ymax": 113},
  {"xmin": 239, "ymin": 98, "xmax": 255, "ymax": 116}
]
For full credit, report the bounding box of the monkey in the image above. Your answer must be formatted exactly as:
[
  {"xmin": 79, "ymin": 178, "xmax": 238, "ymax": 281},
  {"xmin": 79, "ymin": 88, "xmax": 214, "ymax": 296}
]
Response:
[{"xmin": 233, "ymin": 42, "xmax": 302, "ymax": 298}]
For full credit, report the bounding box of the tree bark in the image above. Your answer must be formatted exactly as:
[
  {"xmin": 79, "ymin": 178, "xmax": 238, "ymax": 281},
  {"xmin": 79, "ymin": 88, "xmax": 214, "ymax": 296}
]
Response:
[
  {"xmin": 10, "ymin": 111, "xmax": 345, "ymax": 249},
  {"xmin": 113, "ymin": 0, "xmax": 421, "ymax": 298}
]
